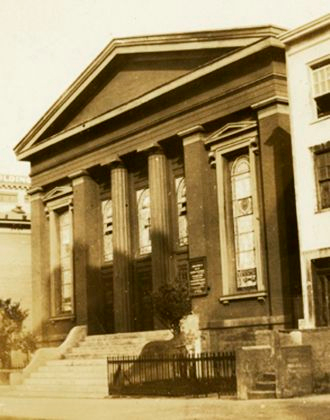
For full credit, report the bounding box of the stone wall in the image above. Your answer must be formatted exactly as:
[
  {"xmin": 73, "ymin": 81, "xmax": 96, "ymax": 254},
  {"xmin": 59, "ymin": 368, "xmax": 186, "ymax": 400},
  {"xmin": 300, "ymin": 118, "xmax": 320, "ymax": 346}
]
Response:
[{"xmin": 278, "ymin": 328, "xmax": 330, "ymax": 393}]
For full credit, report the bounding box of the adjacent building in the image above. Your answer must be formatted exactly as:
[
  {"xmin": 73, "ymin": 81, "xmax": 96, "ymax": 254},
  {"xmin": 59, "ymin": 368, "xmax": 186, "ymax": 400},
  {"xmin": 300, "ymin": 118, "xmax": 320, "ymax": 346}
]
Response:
[
  {"xmin": 15, "ymin": 27, "xmax": 301, "ymax": 349},
  {"xmin": 281, "ymin": 14, "xmax": 330, "ymax": 329},
  {"xmin": 0, "ymin": 173, "xmax": 31, "ymax": 329}
]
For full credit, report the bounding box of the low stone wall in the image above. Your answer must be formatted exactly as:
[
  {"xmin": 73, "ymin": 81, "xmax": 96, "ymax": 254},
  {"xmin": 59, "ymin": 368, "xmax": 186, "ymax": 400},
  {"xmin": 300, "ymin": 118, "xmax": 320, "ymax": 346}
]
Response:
[
  {"xmin": 275, "ymin": 345, "xmax": 313, "ymax": 398},
  {"xmin": 236, "ymin": 345, "xmax": 274, "ymax": 399},
  {"xmin": 278, "ymin": 327, "xmax": 330, "ymax": 393}
]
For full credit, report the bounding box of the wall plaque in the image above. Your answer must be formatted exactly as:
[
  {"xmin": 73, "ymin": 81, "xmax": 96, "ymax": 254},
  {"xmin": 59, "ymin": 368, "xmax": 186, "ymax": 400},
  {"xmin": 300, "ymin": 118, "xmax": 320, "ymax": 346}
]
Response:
[{"xmin": 189, "ymin": 257, "xmax": 208, "ymax": 296}]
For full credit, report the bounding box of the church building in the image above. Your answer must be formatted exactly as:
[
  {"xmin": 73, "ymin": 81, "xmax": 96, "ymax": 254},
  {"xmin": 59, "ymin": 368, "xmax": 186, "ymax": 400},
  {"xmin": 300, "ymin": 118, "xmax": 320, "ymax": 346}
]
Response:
[{"xmin": 15, "ymin": 26, "xmax": 302, "ymax": 350}]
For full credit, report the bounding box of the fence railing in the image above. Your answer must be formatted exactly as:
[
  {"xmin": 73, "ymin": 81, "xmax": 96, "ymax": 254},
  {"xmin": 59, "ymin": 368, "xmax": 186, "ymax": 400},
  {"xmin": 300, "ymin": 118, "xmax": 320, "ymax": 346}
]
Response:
[{"xmin": 107, "ymin": 352, "xmax": 236, "ymax": 396}]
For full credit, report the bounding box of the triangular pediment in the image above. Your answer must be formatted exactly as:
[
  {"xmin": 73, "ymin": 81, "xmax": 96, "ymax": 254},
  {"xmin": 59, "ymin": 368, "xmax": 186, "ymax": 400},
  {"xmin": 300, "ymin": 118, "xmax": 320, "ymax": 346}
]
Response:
[
  {"xmin": 60, "ymin": 49, "xmax": 235, "ymax": 133},
  {"xmin": 15, "ymin": 26, "xmax": 285, "ymax": 160},
  {"xmin": 43, "ymin": 185, "xmax": 72, "ymax": 202},
  {"xmin": 205, "ymin": 121, "xmax": 257, "ymax": 146}
]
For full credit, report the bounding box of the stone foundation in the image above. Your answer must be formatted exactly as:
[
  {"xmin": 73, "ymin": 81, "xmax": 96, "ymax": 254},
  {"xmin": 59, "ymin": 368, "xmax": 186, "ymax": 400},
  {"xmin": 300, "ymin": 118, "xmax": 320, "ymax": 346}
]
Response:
[{"xmin": 200, "ymin": 326, "xmax": 275, "ymax": 352}]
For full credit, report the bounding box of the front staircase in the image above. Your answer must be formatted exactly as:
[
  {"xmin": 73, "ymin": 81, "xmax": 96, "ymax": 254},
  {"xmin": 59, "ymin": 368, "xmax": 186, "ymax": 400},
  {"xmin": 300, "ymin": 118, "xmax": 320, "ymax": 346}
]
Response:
[{"xmin": 7, "ymin": 330, "xmax": 173, "ymax": 399}]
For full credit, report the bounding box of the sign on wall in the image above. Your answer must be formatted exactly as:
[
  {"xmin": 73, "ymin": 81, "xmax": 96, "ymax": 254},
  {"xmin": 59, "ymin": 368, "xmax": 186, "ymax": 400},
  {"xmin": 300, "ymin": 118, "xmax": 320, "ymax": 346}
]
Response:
[{"xmin": 189, "ymin": 257, "xmax": 208, "ymax": 296}]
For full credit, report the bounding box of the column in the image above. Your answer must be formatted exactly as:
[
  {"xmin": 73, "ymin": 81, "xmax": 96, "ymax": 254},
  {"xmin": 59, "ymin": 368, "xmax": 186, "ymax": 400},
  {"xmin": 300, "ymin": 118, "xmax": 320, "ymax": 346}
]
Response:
[
  {"xmin": 70, "ymin": 170, "xmax": 103, "ymax": 334},
  {"xmin": 29, "ymin": 187, "xmax": 50, "ymax": 342},
  {"xmin": 111, "ymin": 160, "xmax": 132, "ymax": 332},
  {"xmin": 148, "ymin": 146, "xmax": 172, "ymax": 289}
]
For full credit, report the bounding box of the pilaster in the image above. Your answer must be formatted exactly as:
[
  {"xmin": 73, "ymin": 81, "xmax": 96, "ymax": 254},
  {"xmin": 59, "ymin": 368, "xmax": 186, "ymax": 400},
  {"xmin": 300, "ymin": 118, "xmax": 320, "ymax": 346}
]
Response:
[
  {"xmin": 178, "ymin": 126, "xmax": 208, "ymax": 259},
  {"xmin": 28, "ymin": 187, "xmax": 50, "ymax": 340},
  {"xmin": 253, "ymin": 97, "xmax": 300, "ymax": 326},
  {"xmin": 69, "ymin": 170, "xmax": 103, "ymax": 334}
]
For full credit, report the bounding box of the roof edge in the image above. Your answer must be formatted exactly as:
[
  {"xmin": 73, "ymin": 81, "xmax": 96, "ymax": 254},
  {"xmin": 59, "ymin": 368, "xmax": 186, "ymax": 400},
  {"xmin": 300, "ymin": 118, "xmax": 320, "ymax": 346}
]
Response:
[
  {"xmin": 280, "ymin": 13, "xmax": 330, "ymax": 45},
  {"xmin": 16, "ymin": 36, "xmax": 284, "ymax": 161},
  {"xmin": 15, "ymin": 26, "xmax": 285, "ymax": 157}
]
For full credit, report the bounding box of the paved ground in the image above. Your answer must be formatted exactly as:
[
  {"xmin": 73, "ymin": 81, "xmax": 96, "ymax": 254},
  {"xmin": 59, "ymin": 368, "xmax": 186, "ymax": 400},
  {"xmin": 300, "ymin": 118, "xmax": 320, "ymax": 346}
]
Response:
[{"xmin": 0, "ymin": 392, "xmax": 329, "ymax": 420}]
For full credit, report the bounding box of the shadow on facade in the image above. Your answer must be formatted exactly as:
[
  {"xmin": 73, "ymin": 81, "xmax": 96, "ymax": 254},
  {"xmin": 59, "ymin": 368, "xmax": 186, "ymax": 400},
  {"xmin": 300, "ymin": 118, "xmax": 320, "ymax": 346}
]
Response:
[{"xmin": 265, "ymin": 125, "xmax": 302, "ymax": 326}]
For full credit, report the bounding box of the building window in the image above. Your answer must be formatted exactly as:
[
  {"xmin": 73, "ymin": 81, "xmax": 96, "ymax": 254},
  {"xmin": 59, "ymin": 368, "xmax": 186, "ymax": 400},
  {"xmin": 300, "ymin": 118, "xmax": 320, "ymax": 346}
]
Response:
[
  {"xmin": 175, "ymin": 176, "xmax": 188, "ymax": 246},
  {"xmin": 205, "ymin": 122, "xmax": 266, "ymax": 300},
  {"xmin": 136, "ymin": 188, "xmax": 151, "ymax": 255},
  {"xmin": 315, "ymin": 149, "xmax": 330, "ymax": 210},
  {"xmin": 102, "ymin": 199, "xmax": 113, "ymax": 262},
  {"xmin": 44, "ymin": 186, "xmax": 74, "ymax": 317},
  {"xmin": 57, "ymin": 210, "xmax": 74, "ymax": 313},
  {"xmin": 230, "ymin": 155, "xmax": 257, "ymax": 290},
  {"xmin": 311, "ymin": 60, "xmax": 330, "ymax": 118}
]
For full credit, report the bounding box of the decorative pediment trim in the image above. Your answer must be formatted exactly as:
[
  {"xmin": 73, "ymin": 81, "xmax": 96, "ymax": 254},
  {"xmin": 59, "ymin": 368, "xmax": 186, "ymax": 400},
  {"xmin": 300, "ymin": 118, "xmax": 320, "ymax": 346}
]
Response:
[
  {"xmin": 15, "ymin": 33, "xmax": 284, "ymax": 161},
  {"xmin": 205, "ymin": 121, "xmax": 257, "ymax": 147},
  {"xmin": 43, "ymin": 185, "xmax": 72, "ymax": 203}
]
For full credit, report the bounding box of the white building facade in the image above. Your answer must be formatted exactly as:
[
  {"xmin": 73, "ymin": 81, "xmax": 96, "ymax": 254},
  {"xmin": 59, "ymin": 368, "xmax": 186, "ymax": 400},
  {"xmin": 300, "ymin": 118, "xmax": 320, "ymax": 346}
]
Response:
[
  {"xmin": 0, "ymin": 173, "xmax": 32, "ymax": 329},
  {"xmin": 281, "ymin": 14, "xmax": 330, "ymax": 328}
]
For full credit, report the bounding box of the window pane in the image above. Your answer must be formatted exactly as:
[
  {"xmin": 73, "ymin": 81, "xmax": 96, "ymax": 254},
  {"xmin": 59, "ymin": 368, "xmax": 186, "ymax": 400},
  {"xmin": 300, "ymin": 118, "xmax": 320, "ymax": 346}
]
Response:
[
  {"xmin": 137, "ymin": 188, "xmax": 151, "ymax": 254},
  {"xmin": 236, "ymin": 214, "xmax": 254, "ymax": 233},
  {"xmin": 175, "ymin": 177, "xmax": 188, "ymax": 246},
  {"xmin": 315, "ymin": 151, "xmax": 330, "ymax": 209},
  {"xmin": 102, "ymin": 199, "xmax": 113, "ymax": 262},
  {"xmin": 233, "ymin": 174, "xmax": 251, "ymax": 199},
  {"xmin": 58, "ymin": 209, "xmax": 73, "ymax": 313},
  {"xmin": 236, "ymin": 232, "xmax": 255, "ymax": 252}
]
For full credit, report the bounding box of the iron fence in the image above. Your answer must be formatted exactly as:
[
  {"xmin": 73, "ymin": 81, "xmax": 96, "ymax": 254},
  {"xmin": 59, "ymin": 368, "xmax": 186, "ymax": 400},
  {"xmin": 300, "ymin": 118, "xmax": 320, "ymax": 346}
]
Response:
[{"xmin": 107, "ymin": 351, "xmax": 236, "ymax": 396}]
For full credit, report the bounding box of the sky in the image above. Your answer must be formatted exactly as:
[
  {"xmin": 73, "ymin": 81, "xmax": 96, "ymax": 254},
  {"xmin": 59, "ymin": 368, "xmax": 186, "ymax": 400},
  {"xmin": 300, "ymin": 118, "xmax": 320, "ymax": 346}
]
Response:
[{"xmin": 0, "ymin": 0, "xmax": 329, "ymax": 176}]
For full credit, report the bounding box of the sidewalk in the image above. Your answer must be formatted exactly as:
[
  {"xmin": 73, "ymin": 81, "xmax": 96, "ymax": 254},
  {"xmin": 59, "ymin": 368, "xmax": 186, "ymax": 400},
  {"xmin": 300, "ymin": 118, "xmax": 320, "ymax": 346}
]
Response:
[{"xmin": 0, "ymin": 389, "xmax": 329, "ymax": 420}]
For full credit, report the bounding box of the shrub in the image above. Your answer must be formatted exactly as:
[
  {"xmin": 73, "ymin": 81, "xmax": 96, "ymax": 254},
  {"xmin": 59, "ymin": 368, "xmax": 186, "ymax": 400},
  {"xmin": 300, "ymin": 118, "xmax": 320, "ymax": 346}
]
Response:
[
  {"xmin": 151, "ymin": 282, "xmax": 191, "ymax": 335},
  {"xmin": 0, "ymin": 299, "xmax": 36, "ymax": 369}
]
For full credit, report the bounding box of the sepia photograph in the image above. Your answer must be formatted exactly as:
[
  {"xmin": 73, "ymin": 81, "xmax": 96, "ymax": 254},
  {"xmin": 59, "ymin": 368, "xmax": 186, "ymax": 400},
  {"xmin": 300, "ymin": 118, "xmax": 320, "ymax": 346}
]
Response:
[{"xmin": 0, "ymin": 0, "xmax": 330, "ymax": 418}]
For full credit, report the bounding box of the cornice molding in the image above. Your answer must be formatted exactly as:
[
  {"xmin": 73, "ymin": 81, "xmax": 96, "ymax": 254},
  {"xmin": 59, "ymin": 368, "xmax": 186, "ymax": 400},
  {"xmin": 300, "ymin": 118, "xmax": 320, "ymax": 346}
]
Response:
[
  {"xmin": 205, "ymin": 121, "xmax": 257, "ymax": 147},
  {"xmin": 280, "ymin": 13, "xmax": 330, "ymax": 45},
  {"xmin": 16, "ymin": 36, "xmax": 284, "ymax": 161}
]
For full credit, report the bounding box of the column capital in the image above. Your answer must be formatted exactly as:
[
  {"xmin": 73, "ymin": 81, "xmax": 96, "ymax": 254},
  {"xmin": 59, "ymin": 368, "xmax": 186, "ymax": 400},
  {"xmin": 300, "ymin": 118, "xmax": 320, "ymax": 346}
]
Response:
[
  {"xmin": 137, "ymin": 142, "xmax": 164, "ymax": 156},
  {"xmin": 68, "ymin": 169, "xmax": 90, "ymax": 181},
  {"xmin": 110, "ymin": 156, "xmax": 126, "ymax": 170},
  {"xmin": 178, "ymin": 125, "xmax": 205, "ymax": 146},
  {"xmin": 251, "ymin": 95, "xmax": 289, "ymax": 119},
  {"xmin": 28, "ymin": 186, "xmax": 44, "ymax": 201}
]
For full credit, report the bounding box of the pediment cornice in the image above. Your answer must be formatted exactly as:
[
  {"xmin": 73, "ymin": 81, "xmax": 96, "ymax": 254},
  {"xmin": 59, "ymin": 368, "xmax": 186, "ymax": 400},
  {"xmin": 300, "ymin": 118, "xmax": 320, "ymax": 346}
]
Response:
[
  {"xmin": 15, "ymin": 27, "xmax": 285, "ymax": 160},
  {"xmin": 43, "ymin": 185, "xmax": 72, "ymax": 203},
  {"xmin": 205, "ymin": 121, "xmax": 257, "ymax": 147}
]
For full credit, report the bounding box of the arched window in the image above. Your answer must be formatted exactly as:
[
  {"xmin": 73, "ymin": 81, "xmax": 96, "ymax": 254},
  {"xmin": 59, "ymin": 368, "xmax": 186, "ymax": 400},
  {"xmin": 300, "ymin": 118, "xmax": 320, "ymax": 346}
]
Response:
[
  {"xmin": 230, "ymin": 155, "xmax": 257, "ymax": 289},
  {"xmin": 137, "ymin": 188, "xmax": 151, "ymax": 255},
  {"xmin": 175, "ymin": 176, "xmax": 188, "ymax": 246},
  {"xmin": 58, "ymin": 210, "xmax": 74, "ymax": 312},
  {"xmin": 102, "ymin": 199, "xmax": 113, "ymax": 262}
]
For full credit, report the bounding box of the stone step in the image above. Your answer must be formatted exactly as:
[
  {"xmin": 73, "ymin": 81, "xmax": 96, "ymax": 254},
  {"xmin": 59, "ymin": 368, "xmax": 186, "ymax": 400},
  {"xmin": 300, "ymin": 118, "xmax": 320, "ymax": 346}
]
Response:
[
  {"xmin": 25, "ymin": 377, "xmax": 107, "ymax": 386},
  {"xmin": 68, "ymin": 344, "xmax": 143, "ymax": 352},
  {"xmin": 66, "ymin": 348, "xmax": 140, "ymax": 357},
  {"xmin": 255, "ymin": 381, "xmax": 276, "ymax": 391},
  {"xmin": 33, "ymin": 369, "xmax": 108, "ymax": 378},
  {"xmin": 84, "ymin": 330, "xmax": 172, "ymax": 342},
  {"xmin": 17, "ymin": 383, "xmax": 108, "ymax": 394},
  {"xmin": 46, "ymin": 358, "xmax": 106, "ymax": 366},
  {"xmin": 12, "ymin": 330, "xmax": 173, "ymax": 399},
  {"xmin": 247, "ymin": 390, "xmax": 276, "ymax": 399},
  {"xmin": 0, "ymin": 388, "xmax": 106, "ymax": 399},
  {"xmin": 262, "ymin": 372, "xmax": 276, "ymax": 381}
]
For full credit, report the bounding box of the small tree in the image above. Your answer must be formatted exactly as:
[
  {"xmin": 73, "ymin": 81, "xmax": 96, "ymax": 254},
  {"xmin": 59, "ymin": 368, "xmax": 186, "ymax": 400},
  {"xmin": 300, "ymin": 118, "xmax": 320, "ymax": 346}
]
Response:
[
  {"xmin": 151, "ymin": 282, "xmax": 191, "ymax": 335},
  {"xmin": 0, "ymin": 299, "xmax": 36, "ymax": 368}
]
